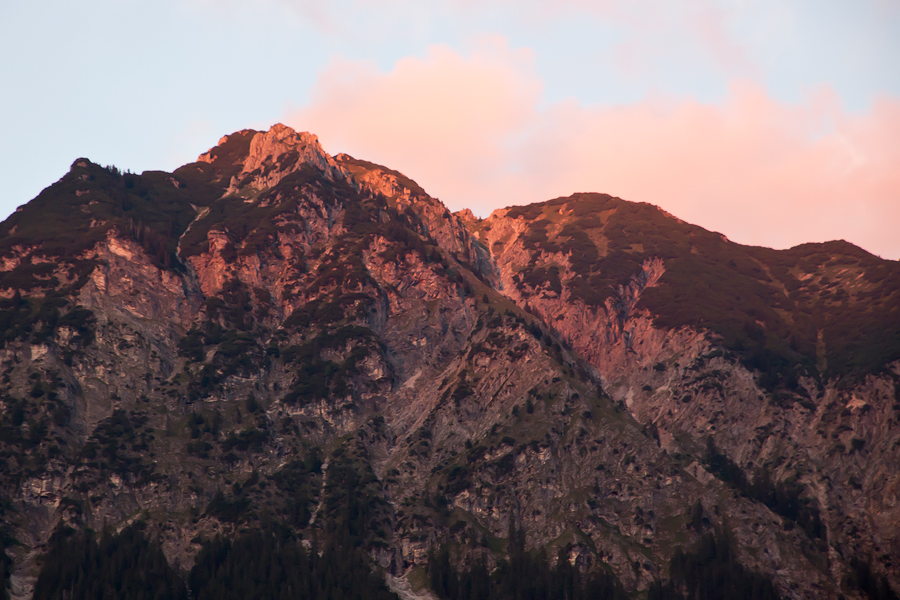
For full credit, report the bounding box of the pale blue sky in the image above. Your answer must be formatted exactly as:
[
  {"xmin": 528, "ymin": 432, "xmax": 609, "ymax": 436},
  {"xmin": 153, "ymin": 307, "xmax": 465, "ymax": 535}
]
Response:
[{"xmin": 2, "ymin": 0, "xmax": 898, "ymax": 256}]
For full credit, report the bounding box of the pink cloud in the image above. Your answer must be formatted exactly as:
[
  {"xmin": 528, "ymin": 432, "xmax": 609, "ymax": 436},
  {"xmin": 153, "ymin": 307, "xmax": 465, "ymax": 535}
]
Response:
[
  {"xmin": 289, "ymin": 39, "xmax": 541, "ymax": 202},
  {"xmin": 288, "ymin": 42, "xmax": 900, "ymax": 259}
]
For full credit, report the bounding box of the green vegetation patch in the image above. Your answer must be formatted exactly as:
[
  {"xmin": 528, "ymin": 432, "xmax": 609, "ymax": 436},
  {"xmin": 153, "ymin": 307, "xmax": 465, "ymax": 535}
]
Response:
[
  {"xmin": 648, "ymin": 529, "xmax": 781, "ymax": 600},
  {"xmin": 428, "ymin": 526, "xmax": 629, "ymax": 600},
  {"xmin": 272, "ymin": 449, "xmax": 323, "ymax": 528},
  {"xmin": 34, "ymin": 518, "xmax": 399, "ymax": 600},
  {"xmin": 280, "ymin": 326, "xmax": 381, "ymax": 406},
  {"xmin": 177, "ymin": 163, "xmax": 329, "ymax": 259},
  {"xmin": 0, "ymin": 291, "xmax": 95, "ymax": 352},
  {"xmin": 501, "ymin": 192, "xmax": 900, "ymax": 384},
  {"xmin": 321, "ymin": 439, "xmax": 393, "ymax": 549},
  {"xmin": 747, "ymin": 242, "xmax": 900, "ymax": 381},
  {"xmin": 73, "ymin": 410, "xmax": 160, "ymax": 489},
  {"xmin": 34, "ymin": 523, "xmax": 187, "ymax": 600},
  {"xmin": 1, "ymin": 160, "xmax": 220, "ymax": 276},
  {"xmin": 189, "ymin": 526, "xmax": 398, "ymax": 600},
  {"xmin": 182, "ymin": 129, "xmax": 257, "ymax": 186},
  {"xmin": 703, "ymin": 437, "xmax": 825, "ymax": 542}
]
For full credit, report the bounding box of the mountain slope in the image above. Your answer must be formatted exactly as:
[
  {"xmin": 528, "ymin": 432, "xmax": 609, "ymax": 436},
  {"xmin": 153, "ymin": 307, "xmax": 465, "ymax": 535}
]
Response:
[
  {"xmin": 472, "ymin": 192, "xmax": 900, "ymax": 597},
  {"xmin": 0, "ymin": 124, "xmax": 897, "ymax": 600}
]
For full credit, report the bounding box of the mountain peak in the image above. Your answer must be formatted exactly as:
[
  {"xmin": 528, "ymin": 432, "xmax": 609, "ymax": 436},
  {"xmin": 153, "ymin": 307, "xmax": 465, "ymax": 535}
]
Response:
[
  {"xmin": 265, "ymin": 122, "xmax": 313, "ymax": 142},
  {"xmin": 242, "ymin": 123, "xmax": 335, "ymax": 178},
  {"xmin": 197, "ymin": 124, "xmax": 345, "ymax": 196}
]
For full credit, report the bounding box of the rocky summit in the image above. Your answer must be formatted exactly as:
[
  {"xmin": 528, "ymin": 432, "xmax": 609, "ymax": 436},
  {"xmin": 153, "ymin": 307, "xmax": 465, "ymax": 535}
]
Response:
[{"xmin": 1, "ymin": 124, "xmax": 898, "ymax": 600}]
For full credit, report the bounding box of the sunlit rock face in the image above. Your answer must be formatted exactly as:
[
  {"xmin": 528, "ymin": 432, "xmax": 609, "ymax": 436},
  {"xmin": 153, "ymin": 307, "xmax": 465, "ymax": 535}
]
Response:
[{"xmin": 0, "ymin": 124, "xmax": 898, "ymax": 600}]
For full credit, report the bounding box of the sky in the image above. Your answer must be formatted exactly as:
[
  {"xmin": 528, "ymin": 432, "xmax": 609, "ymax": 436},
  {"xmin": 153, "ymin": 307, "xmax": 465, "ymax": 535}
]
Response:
[{"xmin": 2, "ymin": 0, "xmax": 899, "ymax": 259}]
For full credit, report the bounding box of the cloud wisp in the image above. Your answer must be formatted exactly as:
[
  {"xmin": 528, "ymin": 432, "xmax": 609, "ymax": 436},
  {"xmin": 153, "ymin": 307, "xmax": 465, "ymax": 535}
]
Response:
[{"xmin": 288, "ymin": 40, "xmax": 900, "ymax": 259}]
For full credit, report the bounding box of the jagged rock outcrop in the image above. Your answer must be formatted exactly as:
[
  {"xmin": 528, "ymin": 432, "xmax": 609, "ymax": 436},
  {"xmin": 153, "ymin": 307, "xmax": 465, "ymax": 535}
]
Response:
[
  {"xmin": 336, "ymin": 153, "xmax": 499, "ymax": 286},
  {"xmin": 200, "ymin": 124, "xmax": 346, "ymax": 195}
]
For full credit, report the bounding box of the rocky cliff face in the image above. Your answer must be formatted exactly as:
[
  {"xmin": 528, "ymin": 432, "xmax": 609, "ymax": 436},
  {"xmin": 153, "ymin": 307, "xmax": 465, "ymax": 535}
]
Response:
[
  {"xmin": 0, "ymin": 125, "xmax": 897, "ymax": 600},
  {"xmin": 334, "ymin": 153, "xmax": 498, "ymax": 286},
  {"xmin": 474, "ymin": 194, "xmax": 900, "ymax": 598}
]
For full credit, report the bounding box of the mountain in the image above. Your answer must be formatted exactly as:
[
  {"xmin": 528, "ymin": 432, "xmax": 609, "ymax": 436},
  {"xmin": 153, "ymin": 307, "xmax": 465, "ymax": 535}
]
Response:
[{"xmin": 0, "ymin": 124, "xmax": 898, "ymax": 600}]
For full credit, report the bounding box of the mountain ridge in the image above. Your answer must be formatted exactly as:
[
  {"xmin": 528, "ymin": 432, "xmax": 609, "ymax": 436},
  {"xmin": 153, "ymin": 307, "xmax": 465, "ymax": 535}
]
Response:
[{"xmin": 0, "ymin": 123, "xmax": 897, "ymax": 600}]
